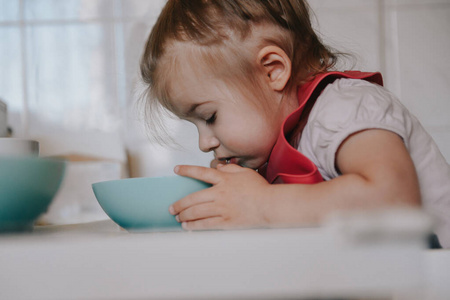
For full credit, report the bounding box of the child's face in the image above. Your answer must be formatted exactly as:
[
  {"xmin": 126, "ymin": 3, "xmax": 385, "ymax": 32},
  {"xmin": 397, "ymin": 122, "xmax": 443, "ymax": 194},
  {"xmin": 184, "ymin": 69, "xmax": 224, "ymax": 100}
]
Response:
[{"xmin": 167, "ymin": 54, "xmax": 286, "ymax": 170}]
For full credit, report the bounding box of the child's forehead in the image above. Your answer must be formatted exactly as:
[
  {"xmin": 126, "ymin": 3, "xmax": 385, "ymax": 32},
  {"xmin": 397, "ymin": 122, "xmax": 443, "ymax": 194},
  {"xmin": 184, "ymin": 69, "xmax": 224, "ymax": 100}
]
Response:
[
  {"xmin": 163, "ymin": 41, "xmax": 212, "ymax": 83},
  {"xmin": 161, "ymin": 42, "xmax": 216, "ymax": 99},
  {"xmin": 157, "ymin": 37, "xmax": 262, "ymax": 109}
]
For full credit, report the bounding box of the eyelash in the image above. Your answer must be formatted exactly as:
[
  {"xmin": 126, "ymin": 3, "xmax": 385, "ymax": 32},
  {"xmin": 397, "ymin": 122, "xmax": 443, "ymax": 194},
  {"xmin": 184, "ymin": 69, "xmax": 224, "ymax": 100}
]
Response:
[{"xmin": 206, "ymin": 113, "xmax": 216, "ymax": 125}]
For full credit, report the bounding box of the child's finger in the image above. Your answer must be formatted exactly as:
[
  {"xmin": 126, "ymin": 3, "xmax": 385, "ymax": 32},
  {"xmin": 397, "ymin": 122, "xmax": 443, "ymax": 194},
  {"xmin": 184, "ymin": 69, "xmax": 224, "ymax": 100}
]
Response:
[
  {"xmin": 216, "ymin": 163, "xmax": 244, "ymax": 173},
  {"xmin": 174, "ymin": 164, "xmax": 222, "ymax": 185},
  {"xmin": 169, "ymin": 187, "xmax": 214, "ymax": 215},
  {"xmin": 176, "ymin": 202, "xmax": 219, "ymax": 223},
  {"xmin": 181, "ymin": 216, "xmax": 224, "ymax": 231}
]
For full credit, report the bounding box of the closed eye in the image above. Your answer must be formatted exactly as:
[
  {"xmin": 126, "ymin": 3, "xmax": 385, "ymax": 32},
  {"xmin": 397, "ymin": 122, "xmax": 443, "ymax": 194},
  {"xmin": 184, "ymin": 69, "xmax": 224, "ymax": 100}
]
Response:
[{"xmin": 206, "ymin": 113, "xmax": 216, "ymax": 125}]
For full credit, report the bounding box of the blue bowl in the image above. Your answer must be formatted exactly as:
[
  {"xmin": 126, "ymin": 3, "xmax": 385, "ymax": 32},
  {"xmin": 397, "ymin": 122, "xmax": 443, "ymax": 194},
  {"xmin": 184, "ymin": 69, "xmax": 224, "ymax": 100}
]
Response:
[
  {"xmin": 0, "ymin": 157, "xmax": 66, "ymax": 232},
  {"xmin": 92, "ymin": 176, "xmax": 211, "ymax": 232}
]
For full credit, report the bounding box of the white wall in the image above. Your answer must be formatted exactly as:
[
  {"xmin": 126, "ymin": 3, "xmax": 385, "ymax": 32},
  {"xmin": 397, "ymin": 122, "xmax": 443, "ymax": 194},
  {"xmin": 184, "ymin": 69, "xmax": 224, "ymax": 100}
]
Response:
[{"xmin": 1, "ymin": 0, "xmax": 449, "ymax": 179}]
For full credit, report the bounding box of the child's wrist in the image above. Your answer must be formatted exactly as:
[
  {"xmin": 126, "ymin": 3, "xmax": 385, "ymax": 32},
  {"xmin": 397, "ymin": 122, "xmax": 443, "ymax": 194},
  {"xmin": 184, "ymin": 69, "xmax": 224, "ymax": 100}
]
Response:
[{"xmin": 258, "ymin": 185, "xmax": 277, "ymax": 227}]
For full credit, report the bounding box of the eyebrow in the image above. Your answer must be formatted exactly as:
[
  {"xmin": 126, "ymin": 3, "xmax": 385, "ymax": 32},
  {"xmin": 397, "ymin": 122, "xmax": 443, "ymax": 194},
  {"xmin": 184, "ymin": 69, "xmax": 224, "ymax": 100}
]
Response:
[
  {"xmin": 182, "ymin": 101, "xmax": 210, "ymax": 118},
  {"xmin": 187, "ymin": 103, "xmax": 201, "ymax": 116}
]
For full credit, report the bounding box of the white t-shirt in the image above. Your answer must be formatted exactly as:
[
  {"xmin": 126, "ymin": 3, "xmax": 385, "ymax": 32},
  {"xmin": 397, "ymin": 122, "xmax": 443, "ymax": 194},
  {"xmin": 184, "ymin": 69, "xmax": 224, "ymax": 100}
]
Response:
[{"xmin": 298, "ymin": 78, "xmax": 450, "ymax": 248}]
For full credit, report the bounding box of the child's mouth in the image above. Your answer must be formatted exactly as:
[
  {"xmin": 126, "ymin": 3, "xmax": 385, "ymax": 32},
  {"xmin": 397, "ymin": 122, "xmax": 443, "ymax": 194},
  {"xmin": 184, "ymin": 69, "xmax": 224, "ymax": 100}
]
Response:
[
  {"xmin": 220, "ymin": 157, "xmax": 238, "ymax": 165},
  {"xmin": 218, "ymin": 157, "xmax": 260, "ymax": 170}
]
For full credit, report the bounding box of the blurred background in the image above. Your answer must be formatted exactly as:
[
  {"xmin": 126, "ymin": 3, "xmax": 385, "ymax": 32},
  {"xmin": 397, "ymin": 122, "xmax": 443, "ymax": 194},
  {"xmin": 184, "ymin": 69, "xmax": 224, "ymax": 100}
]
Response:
[{"xmin": 1, "ymin": 0, "xmax": 449, "ymax": 224}]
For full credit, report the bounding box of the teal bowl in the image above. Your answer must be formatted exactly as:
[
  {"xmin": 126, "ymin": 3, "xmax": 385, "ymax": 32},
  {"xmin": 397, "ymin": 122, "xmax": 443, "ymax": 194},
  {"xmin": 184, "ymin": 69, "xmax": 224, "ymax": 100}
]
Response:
[
  {"xmin": 0, "ymin": 157, "xmax": 66, "ymax": 232},
  {"xmin": 92, "ymin": 176, "xmax": 211, "ymax": 232}
]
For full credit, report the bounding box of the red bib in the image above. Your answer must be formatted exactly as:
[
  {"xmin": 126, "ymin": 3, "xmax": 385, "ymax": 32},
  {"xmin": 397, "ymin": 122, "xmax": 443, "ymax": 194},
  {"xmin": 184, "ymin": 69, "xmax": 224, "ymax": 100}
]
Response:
[{"xmin": 262, "ymin": 71, "xmax": 383, "ymax": 184}]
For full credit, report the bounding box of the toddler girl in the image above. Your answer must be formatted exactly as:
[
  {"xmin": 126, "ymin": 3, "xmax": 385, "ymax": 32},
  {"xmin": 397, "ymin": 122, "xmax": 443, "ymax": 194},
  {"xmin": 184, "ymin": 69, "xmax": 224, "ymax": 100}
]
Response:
[{"xmin": 140, "ymin": 0, "xmax": 450, "ymax": 248}]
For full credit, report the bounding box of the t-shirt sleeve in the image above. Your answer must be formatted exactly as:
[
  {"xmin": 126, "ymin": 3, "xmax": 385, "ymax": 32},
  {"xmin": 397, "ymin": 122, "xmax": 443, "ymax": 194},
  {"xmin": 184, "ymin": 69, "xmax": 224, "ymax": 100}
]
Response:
[{"xmin": 303, "ymin": 78, "xmax": 413, "ymax": 179}]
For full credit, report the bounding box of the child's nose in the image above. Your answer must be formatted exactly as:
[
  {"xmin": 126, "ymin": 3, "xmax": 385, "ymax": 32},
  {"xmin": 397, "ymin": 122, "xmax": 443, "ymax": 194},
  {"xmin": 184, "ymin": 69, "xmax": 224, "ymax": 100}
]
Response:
[{"xmin": 198, "ymin": 131, "xmax": 220, "ymax": 153}]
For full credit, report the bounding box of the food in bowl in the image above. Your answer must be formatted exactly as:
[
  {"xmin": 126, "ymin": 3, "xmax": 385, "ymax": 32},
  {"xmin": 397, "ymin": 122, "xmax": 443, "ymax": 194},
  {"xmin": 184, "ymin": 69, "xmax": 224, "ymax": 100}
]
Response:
[
  {"xmin": 0, "ymin": 157, "xmax": 66, "ymax": 232},
  {"xmin": 92, "ymin": 176, "xmax": 211, "ymax": 232}
]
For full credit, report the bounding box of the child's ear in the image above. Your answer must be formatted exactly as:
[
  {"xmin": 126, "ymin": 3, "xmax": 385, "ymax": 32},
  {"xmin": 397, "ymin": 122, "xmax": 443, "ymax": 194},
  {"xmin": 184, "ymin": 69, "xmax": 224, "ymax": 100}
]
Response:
[{"xmin": 257, "ymin": 46, "xmax": 292, "ymax": 92}]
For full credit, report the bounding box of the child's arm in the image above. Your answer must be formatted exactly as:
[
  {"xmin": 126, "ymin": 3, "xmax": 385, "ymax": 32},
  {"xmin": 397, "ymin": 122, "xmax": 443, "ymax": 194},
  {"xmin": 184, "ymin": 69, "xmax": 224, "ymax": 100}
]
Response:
[
  {"xmin": 170, "ymin": 129, "xmax": 421, "ymax": 230},
  {"xmin": 261, "ymin": 128, "xmax": 421, "ymax": 226}
]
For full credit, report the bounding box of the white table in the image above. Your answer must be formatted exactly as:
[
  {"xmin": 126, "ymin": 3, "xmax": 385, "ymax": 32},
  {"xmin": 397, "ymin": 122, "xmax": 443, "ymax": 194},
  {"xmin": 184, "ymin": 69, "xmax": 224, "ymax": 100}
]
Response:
[{"xmin": 0, "ymin": 210, "xmax": 448, "ymax": 300}]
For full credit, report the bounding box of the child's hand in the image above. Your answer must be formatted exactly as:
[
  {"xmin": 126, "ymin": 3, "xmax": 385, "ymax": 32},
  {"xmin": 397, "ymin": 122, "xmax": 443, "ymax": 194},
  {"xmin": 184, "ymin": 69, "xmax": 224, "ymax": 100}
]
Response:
[{"xmin": 169, "ymin": 164, "xmax": 272, "ymax": 230}]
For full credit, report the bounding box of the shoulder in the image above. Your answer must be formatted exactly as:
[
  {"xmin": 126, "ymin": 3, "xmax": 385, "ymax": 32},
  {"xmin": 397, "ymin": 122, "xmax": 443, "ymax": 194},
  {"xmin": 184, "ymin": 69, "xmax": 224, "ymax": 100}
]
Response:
[
  {"xmin": 308, "ymin": 78, "xmax": 411, "ymax": 136},
  {"xmin": 299, "ymin": 78, "xmax": 414, "ymax": 179},
  {"xmin": 312, "ymin": 78, "xmax": 398, "ymax": 119}
]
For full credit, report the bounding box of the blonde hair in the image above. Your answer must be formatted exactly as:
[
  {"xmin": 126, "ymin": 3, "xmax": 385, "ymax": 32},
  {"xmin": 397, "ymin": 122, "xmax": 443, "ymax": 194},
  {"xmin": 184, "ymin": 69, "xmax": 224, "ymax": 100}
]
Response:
[{"xmin": 140, "ymin": 0, "xmax": 338, "ymax": 143}]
